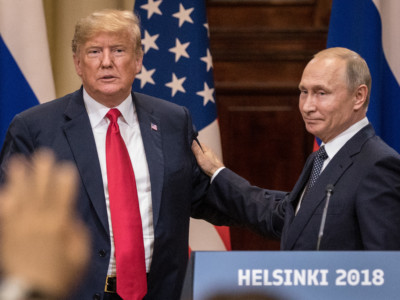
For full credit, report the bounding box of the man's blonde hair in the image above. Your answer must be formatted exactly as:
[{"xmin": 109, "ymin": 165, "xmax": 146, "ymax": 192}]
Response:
[{"xmin": 71, "ymin": 9, "xmax": 143, "ymax": 57}]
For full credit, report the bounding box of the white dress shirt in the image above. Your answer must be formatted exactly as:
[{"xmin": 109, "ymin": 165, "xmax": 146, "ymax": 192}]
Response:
[
  {"xmin": 321, "ymin": 117, "xmax": 369, "ymax": 171},
  {"xmin": 83, "ymin": 89, "xmax": 154, "ymax": 275},
  {"xmin": 295, "ymin": 117, "xmax": 370, "ymax": 214}
]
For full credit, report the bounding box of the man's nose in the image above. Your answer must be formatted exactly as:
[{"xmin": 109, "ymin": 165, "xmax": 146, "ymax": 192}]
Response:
[
  {"xmin": 101, "ymin": 50, "xmax": 113, "ymax": 67},
  {"xmin": 301, "ymin": 94, "xmax": 316, "ymax": 113}
]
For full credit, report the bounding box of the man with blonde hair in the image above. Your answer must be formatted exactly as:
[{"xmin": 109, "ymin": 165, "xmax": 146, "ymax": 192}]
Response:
[
  {"xmin": 0, "ymin": 9, "xmax": 224, "ymax": 300},
  {"xmin": 193, "ymin": 47, "xmax": 400, "ymax": 251}
]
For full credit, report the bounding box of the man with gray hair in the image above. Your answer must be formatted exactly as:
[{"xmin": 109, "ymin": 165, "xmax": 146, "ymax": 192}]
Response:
[
  {"xmin": 0, "ymin": 9, "xmax": 225, "ymax": 300},
  {"xmin": 192, "ymin": 47, "xmax": 400, "ymax": 251}
]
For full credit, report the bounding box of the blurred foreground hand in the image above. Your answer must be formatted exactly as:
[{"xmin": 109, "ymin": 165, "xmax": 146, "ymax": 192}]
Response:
[{"xmin": 0, "ymin": 150, "xmax": 90, "ymax": 299}]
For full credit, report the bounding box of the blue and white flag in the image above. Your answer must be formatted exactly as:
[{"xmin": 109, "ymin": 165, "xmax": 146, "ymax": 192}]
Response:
[
  {"xmin": 0, "ymin": 0, "xmax": 55, "ymax": 145},
  {"xmin": 133, "ymin": 0, "xmax": 230, "ymax": 251},
  {"xmin": 327, "ymin": 0, "xmax": 400, "ymax": 153}
]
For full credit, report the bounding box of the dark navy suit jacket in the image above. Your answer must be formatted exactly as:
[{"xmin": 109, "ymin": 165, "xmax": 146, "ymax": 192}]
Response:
[
  {"xmin": 0, "ymin": 88, "xmax": 222, "ymax": 299},
  {"xmin": 207, "ymin": 124, "xmax": 400, "ymax": 250}
]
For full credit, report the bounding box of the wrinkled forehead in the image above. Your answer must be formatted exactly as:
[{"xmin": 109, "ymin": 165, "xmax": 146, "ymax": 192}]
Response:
[
  {"xmin": 75, "ymin": 30, "xmax": 138, "ymax": 56},
  {"xmin": 84, "ymin": 30, "xmax": 133, "ymax": 45}
]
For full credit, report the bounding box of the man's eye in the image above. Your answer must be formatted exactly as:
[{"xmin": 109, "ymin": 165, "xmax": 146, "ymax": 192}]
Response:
[{"xmin": 88, "ymin": 50, "xmax": 100, "ymax": 55}]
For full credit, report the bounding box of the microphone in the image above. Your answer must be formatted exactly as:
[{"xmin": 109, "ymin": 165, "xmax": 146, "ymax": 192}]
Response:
[{"xmin": 316, "ymin": 184, "xmax": 334, "ymax": 251}]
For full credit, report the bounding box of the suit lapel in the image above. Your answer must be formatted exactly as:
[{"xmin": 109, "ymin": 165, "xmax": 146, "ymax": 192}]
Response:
[
  {"xmin": 284, "ymin": 124, "xmax": 375, "ymax": 249},
  {"xmin": 62, "ymin": 91, "xmax": 109, "ymax": 234},
  {"xmin": 284, "ymin": 156, "xmax": 352, "ymax": 249},
  {"xmin": 281, "ymin": 154, "xmax": 314, "ymax": 247},
  {"xmin": 290, "ymin": 153, "xmax": 315, "ymax": 208},
  {"xmin": 134, "ymin": 93, "xmax": 164, "ymax": 230}
]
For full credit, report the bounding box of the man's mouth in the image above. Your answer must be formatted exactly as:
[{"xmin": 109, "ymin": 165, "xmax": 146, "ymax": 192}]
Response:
[
  {"xmin": 304, "ymin": 118, "xmax": 322, "ymax": 124},
  {"xmin": 99, "ymin": 75, "xmax": 116, "ymax": 81}
]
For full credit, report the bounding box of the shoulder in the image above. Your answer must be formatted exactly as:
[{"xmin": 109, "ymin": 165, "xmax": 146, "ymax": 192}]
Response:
[
  {"xmin": 17, "ymin": 89, "xmax": 81, "ymax": 120},
  {"xmin": 133, "ymin": 92, "xmax": 188, "ymax": 115},
  {"xmin": 361, "ymin": 135, "xmax": 400, "ymax": 161},
  {"xmin": 351, "ymin": 133, "xmax": 400, "ymax": 181},
  {"xmin": 133, "ymin": 92, "xmax": 193, "ymax": 131},
  {"xmin": 344, "ymin": 124, "xmax": 399, "ymax": 161}
]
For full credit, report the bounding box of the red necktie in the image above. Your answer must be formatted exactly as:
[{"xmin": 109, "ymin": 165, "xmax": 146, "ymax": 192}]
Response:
[{"xmin": 106, "ymin": 108, "xmax": 147, "ymax": 300}]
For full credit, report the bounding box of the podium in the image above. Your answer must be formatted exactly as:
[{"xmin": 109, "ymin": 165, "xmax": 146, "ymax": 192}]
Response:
[{"xmin": 181, "ymin": 251, "xmax": 400, "ymax": 300}]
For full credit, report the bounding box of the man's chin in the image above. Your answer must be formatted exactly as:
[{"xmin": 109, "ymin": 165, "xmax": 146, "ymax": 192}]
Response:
[
  {"xmin": 88, "ymin": 87, "xmax": 130, "ymax": 106},
  {"xmin": 305, "ymin": 123, "xmax": 321, "ymax": 137},
  {"xmin": 97, "ymin": 86, "xmax": 128, "ymax": 98}
]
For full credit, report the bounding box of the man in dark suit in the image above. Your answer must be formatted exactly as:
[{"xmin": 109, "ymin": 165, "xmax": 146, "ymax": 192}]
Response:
[
  {"xmin": 0, "ymin": 9, "xmax": 223, "ymax": 300},
  {"xmin": 192, "ymin": 47, "xmax": 400, "ymax": 250}
]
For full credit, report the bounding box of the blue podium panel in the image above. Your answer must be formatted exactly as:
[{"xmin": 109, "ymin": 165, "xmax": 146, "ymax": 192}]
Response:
[{"xmin": 190, "ymin": 251, "xmax": 400, "ymax": 300}]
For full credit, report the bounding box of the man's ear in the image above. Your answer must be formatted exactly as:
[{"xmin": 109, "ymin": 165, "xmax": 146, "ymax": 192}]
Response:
[
  {"xmin": 135, "ymin": 54, "xmax": 143, "ymax": 75},
  {"xmin": 73, "ymin": 53, "xmax": 82, "ymax": 77},
  {"xmin": 353, "ymin": 84, "xmax": 368, "ymax": 111}
]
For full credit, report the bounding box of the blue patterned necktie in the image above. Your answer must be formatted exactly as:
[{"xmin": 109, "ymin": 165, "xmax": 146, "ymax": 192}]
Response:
[{"xmin": 307, "ymin": 146, "xmax": 328, "ymax": 191}]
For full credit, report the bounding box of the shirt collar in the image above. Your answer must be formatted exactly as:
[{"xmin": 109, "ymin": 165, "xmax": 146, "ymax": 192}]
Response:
[
  {"xmin": 322, "ymin": 117, "xmax": 369, "ymax": 160},
  {"xmin": 83, "ymin": 89, "xmax": 136, "ymax": 128}
]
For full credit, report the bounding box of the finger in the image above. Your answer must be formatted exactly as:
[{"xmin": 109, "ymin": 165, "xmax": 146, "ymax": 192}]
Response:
[
  {"xmin": 0, "ymin": 155, "xmax": 31, "ymax": 217},
  {"xmin": 201, "ymin": 143, "xmax": 211, "ymax": 153},
  {"xmin": 30, "ymin": 150, "xmax": 79, "ymax": 220},
  {"xmin": 193, "ymin": 137, "xmax": 204, "ymax": 151},
  {"xmin": 52, "ymin": 161, "xmax": 79, "ymax": 219},
  {"xmin": 30, "ymin": 149, "xmax": 57, "ymax": 209},
  {"xmin": 191, "ymin": 140, "xmax": 203, "ymax": 155}
]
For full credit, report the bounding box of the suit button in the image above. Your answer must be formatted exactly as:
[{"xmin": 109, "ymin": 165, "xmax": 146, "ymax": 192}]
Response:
[
  {"xmin": 99, "ymin": 249, "xmax": 106, "ymax": 257},
  {"xmin": 93, "ymin": 293, "xmax": 101, "ymax": 300}
]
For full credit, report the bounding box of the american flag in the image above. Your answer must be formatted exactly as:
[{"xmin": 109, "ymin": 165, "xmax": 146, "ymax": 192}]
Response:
[
  {"xmin": 133, "ymin": 0, "xmax": 231, "ymax": 251},
  {"xmin": 150, "ymin": 122, "xmax": 158, "ymax": 131}
]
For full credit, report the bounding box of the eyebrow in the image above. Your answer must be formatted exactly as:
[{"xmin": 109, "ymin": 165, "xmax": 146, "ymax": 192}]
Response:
[
  {"xmin": 298, "ymin": 84, "xmax": 328, "ymax": 91},
  {"xmin": 86, "ymin": 43, "xmax": 127, "ymax": 48}
]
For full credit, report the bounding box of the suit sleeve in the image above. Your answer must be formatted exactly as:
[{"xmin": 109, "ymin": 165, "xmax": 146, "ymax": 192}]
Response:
[
  {"xmin": 0, "ymin": 115, "xmax": 36, "ymax": 183},
  {"xmin": 206, "ymin": 168, "xmax": 289, "ymax": 239},
  {"xmin": 178, "ymin": 107, "xmax": 235, "ymax": 225},
  {"xmin": 356, "ymin": 154, "xmax": 400, "ymax": 249}
]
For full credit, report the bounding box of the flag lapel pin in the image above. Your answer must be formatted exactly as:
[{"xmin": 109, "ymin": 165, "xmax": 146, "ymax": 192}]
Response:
[{"xmin": 151, "ymin": 123, "xmax": 158, "ymax": 131}]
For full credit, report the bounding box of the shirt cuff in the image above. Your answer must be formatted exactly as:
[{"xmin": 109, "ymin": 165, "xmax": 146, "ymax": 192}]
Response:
[{"xmin": 210, "ymin": 167, "xmax": 225, "ymax": 183}]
